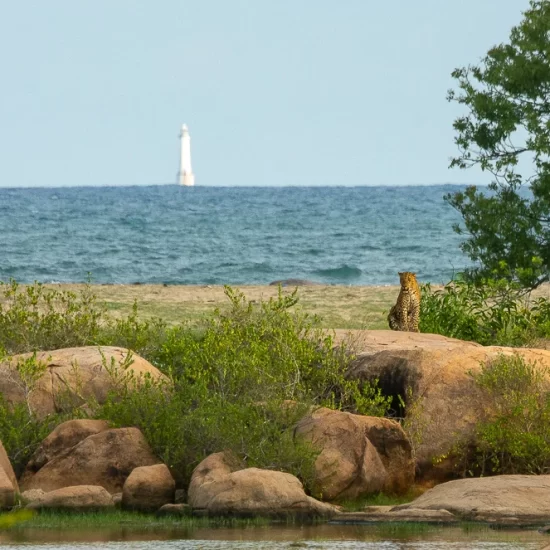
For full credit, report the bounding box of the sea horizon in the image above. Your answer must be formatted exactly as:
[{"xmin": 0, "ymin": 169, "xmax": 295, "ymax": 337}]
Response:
[{"xmin": 0, "ymin": 182, "xmax": 486, "ymax": 190}]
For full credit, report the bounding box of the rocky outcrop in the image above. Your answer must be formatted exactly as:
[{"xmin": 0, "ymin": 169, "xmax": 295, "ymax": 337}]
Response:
[
  {"xmin": 26, "ymin": 485, "xmax": 114, "ymax": 510},
  {"xmin": 393, "ymin": 475, "xmax": 550, "ymax": 524},
  {"xmin": 0, "ymin": 347, "xmax": 169, "ymax": 418},
  {"xmin": 0, "ymin": 440, "xmax": 18, "ymax": 494},
  {"xmin": 295, "ymin": 407, "xmax": 413, "ymax": 500},
  {"xmin": 122, "ymin": 464, "xmax": 175, "ymax": 512},
  {"xmin": 336, "ymin": 329, "xmax": 550, "ymax": 480},
  {"xmin": 20, "ymin": 427, "xmax": 160, "ymax": 494},
  {"xmin": 188, "ymin": 452, "xmax": 338, "ymax": 518},
  {"xmin": 25, "ymin": 419, "xmax": 110, "ymax": 474}
]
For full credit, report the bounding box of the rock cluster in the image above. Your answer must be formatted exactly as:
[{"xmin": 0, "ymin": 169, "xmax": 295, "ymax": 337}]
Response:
[
  {"xmin": 2, "ymin": 339, "xmax": 550, "ymax": 521},
  {"xmin": 188, "ymin": 452, "xmax": 338, "ymax": 518}
]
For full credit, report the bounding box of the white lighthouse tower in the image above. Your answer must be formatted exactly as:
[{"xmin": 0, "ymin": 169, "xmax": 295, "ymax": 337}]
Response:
[{"xmin": 178, "ymin": 124, "xmax": 195, "ymax": 186}]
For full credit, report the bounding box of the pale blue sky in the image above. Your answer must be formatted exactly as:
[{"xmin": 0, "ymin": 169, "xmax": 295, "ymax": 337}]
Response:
[{"xmin": 0, "ymin": 0, "xmax": 527, "ymax": 187}]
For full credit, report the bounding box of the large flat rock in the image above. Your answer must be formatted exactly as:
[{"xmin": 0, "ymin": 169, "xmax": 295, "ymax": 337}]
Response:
[{"xmin": 394, "ymin": 475, "xmax": 550, "ymax": 524}]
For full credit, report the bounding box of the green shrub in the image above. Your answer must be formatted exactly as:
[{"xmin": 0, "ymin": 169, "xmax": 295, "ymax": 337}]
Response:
[
  {"xmin": 93, "ymin": 286, "xmax": 391, "ymax": 489},
  {"xmin": 0, "ymin": 281, "xmax": 391, "ymax": 491},
  {"xmin": 0, "ymin": 280, "xmax": 104, "ymax": 354},
  {"xmin": 0, "ymin": 396, "xmax": 63, "ymax": 478},
  {"xmin": 0, "ymin": 351, "xmax": 71, "ymax": 477},
  {"xmin": 100, "ymin": 301, "xmax": 169, "ymax": 360},
  {"xmin": 419, "ymin": 278, "xmax": 550, "ymax": 346},
  {"xmin": 455, "ymin": 354, "xmax": 550, "ymax": 476}
]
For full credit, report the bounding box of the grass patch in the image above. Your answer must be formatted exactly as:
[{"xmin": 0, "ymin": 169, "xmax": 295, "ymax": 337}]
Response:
[{"xmin": 0, "ymin": 509, "xmax": 271, "ymax": 530}]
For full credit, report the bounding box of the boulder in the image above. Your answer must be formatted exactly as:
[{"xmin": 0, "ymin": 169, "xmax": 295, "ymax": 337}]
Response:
[
  {"xmin": 25, "ymin": 419, "xmax": 110, "ymax": 473},
  {"xmin": 21, "ymin": 489, "xmax": 46, "ymax": 505},
  {"xmin": 336, "ymin": 506, "xmax": 458, "ymax": 523},
  {"xmin": 393, "ymin": 475, "xmax": 550, "ymax": 524},
  {"xmin": 26, "ymin": 485, "xmax": 114, "ymax": 510},
  {"xmin": 336, "ymin": 329, "xmax": 550, "ymax": 480},
  {"xmin": 122, "ymin": 464, "xmax": 175, "ymax": 511},
  {"xmin": 0, "ymin": 467, "xmax": 15, "ymax": 509},
  {"xmin": 295, "ymin": 407, "xmax": 413, "ymax": 500},
  {"xmin": 0, "ymin": 346, "xmax": 169, "ymax": 419},
  {"xmin": 0, "ymin": 440, "xmax": 18, "ymax": 493},
  {"xmin": 20, "ymin": 427, "xmax": 159, "ymax": 494},
  {"xmin": 188, "ymin": 452, "xmax": 338, "ymax": 518},
  {"xmin": 157, "ymin": 503, "xmax": 192, "ymax": 517}
]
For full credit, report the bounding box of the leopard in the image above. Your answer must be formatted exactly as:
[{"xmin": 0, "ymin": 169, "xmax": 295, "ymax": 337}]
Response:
[{"xmin": 387, "ymin": 271, "xmax": 421, "ymax": 332}]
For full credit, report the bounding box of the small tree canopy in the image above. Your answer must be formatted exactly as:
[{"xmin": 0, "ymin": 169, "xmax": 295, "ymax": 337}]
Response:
[{"xmin": 446, "ymin": 0, "xmax": 550, "ymax": 289}]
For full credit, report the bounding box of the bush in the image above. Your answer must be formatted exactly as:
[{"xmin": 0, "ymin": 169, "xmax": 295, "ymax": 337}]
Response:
[
  {"xmin": 0, "ymin": 280, "xmax": 104, "ymax": 354},
  {"xmin": 92, "ymin": 286, "xmax": 391, "ymax": 488},
  {"xmin": 0, "ymin": 351, "xmax": 73, "ymax": 477},
  {"xmin": 454, "ymin": 354, "xmax": 550, "ymax": 476},
  {"xmin": 419, "ymin": 278, "xmax": 550, "ymax": 346},
  {"xmin": 0, "ymin": 281, "xmax": 391, "ymax": 490},
  {"xmin": 0, "ymin": 396, "xmax": 63, "ymax": 478}
]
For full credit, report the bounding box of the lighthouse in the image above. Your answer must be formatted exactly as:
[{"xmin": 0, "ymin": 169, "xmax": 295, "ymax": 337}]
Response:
[{"xmin": 178, "ymin": 124, "xmax": 195, "ymax": 186}]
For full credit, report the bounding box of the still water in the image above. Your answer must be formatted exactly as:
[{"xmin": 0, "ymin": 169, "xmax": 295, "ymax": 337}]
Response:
[{"xmin": 0, "ymin": 524, "xmax": 549, "ymax": 549}]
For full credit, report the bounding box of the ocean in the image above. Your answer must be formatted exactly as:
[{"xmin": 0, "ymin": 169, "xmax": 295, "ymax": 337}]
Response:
[{"xmin": 0, "ymin": 185, "xmax": 471, "ymax": 286}]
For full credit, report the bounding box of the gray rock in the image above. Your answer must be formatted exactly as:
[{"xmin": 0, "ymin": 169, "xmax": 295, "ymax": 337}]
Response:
[
  {"xmin": 394, "ymin": 475, "xmax": 550, "ymax": 525},
  {"xmin": 269, "ymin": 279, "xmax": 321, "ymax": 287},
  {"xmin": 26, "ymin": 485, "xmax": 114, "ymax": 510},
  {"xmin": 333, "ymin": 507, "xmax": 458, "ymax": 524},
  {"xmin": 20, "ymin": 489, "xmax": 46, "ymax": 505},
  {"xmin": 157, "ymin": 503, "xmax": 192, "ymax": 516}
]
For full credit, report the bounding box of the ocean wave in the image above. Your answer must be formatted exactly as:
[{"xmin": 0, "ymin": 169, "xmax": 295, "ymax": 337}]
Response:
[
  {"xmin": 0, "ymin": 185, "xmax": 471, "ymax": 285},
  {"xmin": 312, "ymin": 264, "xmax": 363, "ymax": 280}
]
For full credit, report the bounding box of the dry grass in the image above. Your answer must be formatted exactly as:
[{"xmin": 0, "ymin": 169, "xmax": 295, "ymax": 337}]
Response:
[
  {"xmin": 10, "ymin": 281, "xmax": 550, "ymax": 331},
  {"xmin": 36, "ymin": 283, "xmax": 402, "ymax": 330}
]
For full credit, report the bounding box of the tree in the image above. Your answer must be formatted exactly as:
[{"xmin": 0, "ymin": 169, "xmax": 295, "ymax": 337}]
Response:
[{"xmin": 446, "ymin": 0, "xmax": 550, "ymax": 290}]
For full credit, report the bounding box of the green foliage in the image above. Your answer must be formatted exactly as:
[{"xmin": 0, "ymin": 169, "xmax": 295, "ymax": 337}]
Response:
[
  {"xmin": 461, "ymin": 354, "xmax": 550, "ymax": 475},
  {"xmin": 100, "ymin": 301, "xmax": 169, "ymax": 360},
  {"xmin": 446, "ymin": 0, "xmax": 550, "ymax": 289},
  {"xmin": 93, "ymin": 286, "xmax": 391, "ymax": 489},
  {"xmin": 0, "ymin": 396, "xmax": 64, "ymax": 478},
  {"xmin": 0, "ymin": 280, "xmax": 104, "ymax": 354},
  {"xmin": 419, "ymin": 279, "xmax": 550, "ymax": 345},
  {"xmin": 0, "ymin": 352, "xmax": 67, "ymax": 477},
  {"xmin": 152, "ymin": 286, "xmax": 390, "ymax": 416},
  {"xmin": 0, "ymin": 281, "xmax": 391, "ymax": 491}
]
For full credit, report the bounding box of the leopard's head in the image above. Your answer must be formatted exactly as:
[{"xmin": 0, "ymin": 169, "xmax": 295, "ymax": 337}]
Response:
[{"xmin": 398, "ymin": 271, "xmax": 418, "ymax": 290}]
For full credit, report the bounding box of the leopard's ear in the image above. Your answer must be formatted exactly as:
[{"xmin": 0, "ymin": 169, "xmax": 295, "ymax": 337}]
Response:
[{"xmin": 398, "ymin": 272, "xmax": 403, "ymax": 276}]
